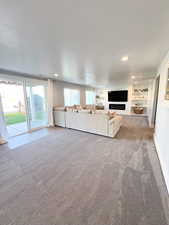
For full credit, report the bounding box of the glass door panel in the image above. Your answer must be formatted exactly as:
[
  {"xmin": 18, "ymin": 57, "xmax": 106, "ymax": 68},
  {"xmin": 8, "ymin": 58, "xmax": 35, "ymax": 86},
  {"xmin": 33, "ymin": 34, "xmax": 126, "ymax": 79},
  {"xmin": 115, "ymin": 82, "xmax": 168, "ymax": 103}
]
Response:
[
  {"xmin": 0, "ymin": 80, "xmax": 28, "ymax": 137},
  {"xmin": 26, "ymin": 83, "xmax": 48, "ymax": 130}
]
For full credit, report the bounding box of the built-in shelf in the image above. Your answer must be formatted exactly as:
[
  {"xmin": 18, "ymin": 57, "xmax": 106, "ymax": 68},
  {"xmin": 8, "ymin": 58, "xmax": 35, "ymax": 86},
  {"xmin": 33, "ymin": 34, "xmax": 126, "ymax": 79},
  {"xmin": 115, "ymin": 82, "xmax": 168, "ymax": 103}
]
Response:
[
  {"xmin": 132, "ymin": 98, "xmax": 148, "ymax": 101},
  {"xmin": 129, "ymin": 112, "xmax": 148, "ymax": 117},
  {"xmin": 130, "ymin": 81, "xmax": 151, "ymax": 116},
  {"xmin": 131, "ymin": 105, "xmax": 148, "ymax": 107}
]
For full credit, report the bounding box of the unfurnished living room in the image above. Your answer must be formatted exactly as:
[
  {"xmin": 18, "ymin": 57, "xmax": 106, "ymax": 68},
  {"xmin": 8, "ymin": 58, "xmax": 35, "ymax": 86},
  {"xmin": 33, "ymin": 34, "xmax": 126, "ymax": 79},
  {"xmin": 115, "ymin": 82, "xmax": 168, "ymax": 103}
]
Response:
[{"xmin": 0, "ymin": 1, "xmax": 169, "ymax": 225}]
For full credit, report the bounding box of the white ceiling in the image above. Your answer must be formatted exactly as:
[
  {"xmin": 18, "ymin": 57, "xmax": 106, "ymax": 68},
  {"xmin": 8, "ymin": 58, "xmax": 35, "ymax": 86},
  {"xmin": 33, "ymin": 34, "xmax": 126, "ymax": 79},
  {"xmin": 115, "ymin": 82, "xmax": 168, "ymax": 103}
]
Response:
[{"xmin": 0, "ymin": 0, "xmax": 169, "ymax": 87}]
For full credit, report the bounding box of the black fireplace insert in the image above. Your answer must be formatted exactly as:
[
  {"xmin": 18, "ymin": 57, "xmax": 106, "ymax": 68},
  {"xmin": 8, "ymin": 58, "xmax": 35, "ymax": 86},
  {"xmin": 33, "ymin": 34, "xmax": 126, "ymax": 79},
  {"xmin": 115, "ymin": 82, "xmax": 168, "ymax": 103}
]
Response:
[{"xmin": 109, "ymin": 104, "xmax": 126, "ymax": 110}]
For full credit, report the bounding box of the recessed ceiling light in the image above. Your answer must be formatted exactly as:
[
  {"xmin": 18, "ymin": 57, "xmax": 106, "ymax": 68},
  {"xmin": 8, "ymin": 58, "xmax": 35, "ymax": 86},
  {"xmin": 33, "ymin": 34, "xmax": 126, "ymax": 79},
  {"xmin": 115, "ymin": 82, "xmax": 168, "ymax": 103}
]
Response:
[
  {"xmin": 121, "ymin": 56, "xmax": 128, "ymax": 62},
  {"xmin": 53, "ymin": 73, "xmax": 59, "ymax": 77},
  {"xmin": 131, "ymin": 76, "xmax": 135, "ymax": 79}
]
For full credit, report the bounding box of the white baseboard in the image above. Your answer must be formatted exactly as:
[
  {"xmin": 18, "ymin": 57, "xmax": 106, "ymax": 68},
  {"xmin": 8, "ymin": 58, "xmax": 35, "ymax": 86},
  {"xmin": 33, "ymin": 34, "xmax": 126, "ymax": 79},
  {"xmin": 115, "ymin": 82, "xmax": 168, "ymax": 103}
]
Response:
[{"xmin": 153, "ymin": 134, "xmax": 169, "ymax": 195}]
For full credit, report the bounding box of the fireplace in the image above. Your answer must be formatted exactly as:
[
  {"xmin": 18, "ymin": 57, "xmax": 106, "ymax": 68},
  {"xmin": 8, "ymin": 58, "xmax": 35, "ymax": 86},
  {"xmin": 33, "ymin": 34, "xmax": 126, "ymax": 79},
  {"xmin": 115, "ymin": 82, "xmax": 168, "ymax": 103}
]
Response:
[{"xmin": 109, "ymin": 104, "xmax": 126, "ymax": 110}]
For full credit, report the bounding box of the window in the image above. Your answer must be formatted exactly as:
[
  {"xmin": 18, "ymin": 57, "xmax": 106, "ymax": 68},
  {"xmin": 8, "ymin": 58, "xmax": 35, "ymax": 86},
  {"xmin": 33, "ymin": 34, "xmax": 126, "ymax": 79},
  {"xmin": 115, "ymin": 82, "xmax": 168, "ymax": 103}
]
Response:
[
  {"xmin": 64, "ymin": 88, "xmax": 80, "ymax": 106},
  {"xmin": 86, "ymin": 90, "xmax": 96, "ymax": 105}
]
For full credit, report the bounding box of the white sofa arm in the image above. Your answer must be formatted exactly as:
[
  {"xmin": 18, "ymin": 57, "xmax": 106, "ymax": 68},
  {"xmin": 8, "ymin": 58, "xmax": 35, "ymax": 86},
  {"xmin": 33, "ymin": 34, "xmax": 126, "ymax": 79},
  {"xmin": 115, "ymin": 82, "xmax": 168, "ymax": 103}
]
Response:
[
  {"xmin": 108, "ymin": 116, "xmax": 122, "ymax": 137},
  {"xmin": 54, "ymin": 110, "xmax": 66, "ymax": 127}
]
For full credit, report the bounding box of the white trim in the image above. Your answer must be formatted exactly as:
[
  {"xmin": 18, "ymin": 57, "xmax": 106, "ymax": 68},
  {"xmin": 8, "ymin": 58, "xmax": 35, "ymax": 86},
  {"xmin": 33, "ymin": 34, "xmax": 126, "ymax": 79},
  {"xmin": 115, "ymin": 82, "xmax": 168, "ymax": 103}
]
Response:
[
  {"xmin": 0, "ymin": 93, "xmax": 8, "ymax": 139},
  {"xmin": 0, "ymin": 73, "xmax": 47, "ymax": 85},
  {"xmin": 47, "ymin": 79, "xmax": 54, "ymax": 126},
  {"xmin": 154, "ymin": 134, "xmax": 169, "ymax": 195}
]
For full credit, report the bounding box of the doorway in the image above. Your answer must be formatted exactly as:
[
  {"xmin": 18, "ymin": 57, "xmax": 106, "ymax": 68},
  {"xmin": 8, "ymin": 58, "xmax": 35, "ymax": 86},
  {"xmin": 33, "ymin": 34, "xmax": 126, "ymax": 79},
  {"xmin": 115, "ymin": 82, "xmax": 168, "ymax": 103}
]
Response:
[
  {"xmin": 0, "ymin": 80, "xmax": 27, "ymax": 137},
  {"xmin": 26, "ymin": 83, "xmax": 48, "ymax": 130},
  {"xmin": 152, "ymin": 75, "xmax": 160, "ymax": 127},
  {"xmin": 0, "ymin": 78, "xmax": 48, "ymax": 137}
]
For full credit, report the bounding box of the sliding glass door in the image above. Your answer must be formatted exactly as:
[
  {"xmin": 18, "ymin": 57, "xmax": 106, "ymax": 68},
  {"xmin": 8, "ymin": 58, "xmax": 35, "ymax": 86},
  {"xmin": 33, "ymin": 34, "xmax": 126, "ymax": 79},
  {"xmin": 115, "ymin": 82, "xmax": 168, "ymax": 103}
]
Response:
[
  {"xmin": 26, "ymin": 82, "xmax": 48, "ymax": 130},
  {"xmin": 0, "ymin": 76, "xmax": 48, "ymax": 137},
  {"xmin": 0, "ymin": 80, "xmax": 28, "ymax": 137}
]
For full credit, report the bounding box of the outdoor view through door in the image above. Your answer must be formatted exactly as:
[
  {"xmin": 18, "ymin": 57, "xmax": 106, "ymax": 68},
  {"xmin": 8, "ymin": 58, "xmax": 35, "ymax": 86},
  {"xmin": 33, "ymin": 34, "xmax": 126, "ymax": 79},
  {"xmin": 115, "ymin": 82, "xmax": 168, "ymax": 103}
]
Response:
[
  {"xmin": 26, "ymin": 84, "xmax": 48, "ymax": 130},
  {"xmin": 0, "ymin": 79, "xmax": 48, "ymax": 137},
  {"xmin": 0, "ymin": 80, "xmax": 27, "ymax": 137}
]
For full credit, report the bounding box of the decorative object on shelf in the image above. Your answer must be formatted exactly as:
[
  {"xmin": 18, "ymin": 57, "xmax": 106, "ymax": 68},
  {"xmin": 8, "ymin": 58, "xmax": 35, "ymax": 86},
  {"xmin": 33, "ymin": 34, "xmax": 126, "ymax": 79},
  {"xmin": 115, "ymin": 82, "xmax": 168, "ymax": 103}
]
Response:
[
  {"xmin": 133, "ymin": 106, "xmax": 144, "ymax": 114},
  {"xmin": 132, "ymin": 84, "xmax": 148, "ymax": 100},
  {"xmin": 133, "ymin": 88, "xmax": 148, "ymax": 93},
  {"xmin": 165, "ymin": 68, "xmax": 169, "ymax": 100},
  {"xmin": 134, "ymin": 103, "xmax": 142, "ymax": 107},
  {"xmin": 95, "ymin": 105, "xmax": 104, "ymax": 110}
]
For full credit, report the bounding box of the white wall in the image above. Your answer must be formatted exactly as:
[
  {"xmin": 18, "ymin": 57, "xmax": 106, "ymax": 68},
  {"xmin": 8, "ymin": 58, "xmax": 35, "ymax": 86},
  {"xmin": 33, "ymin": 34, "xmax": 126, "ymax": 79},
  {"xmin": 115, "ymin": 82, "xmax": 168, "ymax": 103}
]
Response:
[
  {"xmin": 96, "ymin": 80, "xmax": 130, "ymax": 114},
  {"xmin": 154, "ymin": 51, "xmax": 169, "ymax": 193},
  {"xmin": 53, "ymin": 80, "xmax": 95, "ymax": 106},
  {"xmin": 147, "ymin": 79, "xmax": 156, "ymax": 127}
]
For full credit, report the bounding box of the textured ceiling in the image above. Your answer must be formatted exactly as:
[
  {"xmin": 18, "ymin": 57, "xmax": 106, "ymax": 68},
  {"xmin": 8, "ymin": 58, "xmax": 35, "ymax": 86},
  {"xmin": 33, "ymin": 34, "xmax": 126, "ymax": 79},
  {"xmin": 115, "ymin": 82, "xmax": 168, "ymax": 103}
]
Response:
[{"xmin": 0, "ymin": 0, "xmax": 169, "ymax": 87}]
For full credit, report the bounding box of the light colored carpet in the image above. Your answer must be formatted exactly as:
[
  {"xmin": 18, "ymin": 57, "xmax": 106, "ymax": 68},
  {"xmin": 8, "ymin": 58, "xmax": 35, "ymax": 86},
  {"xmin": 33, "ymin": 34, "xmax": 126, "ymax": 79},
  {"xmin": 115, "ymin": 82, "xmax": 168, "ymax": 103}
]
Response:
[{"xmin": 0, "ymin": 116, "xmax": 168, "ymax": 225}]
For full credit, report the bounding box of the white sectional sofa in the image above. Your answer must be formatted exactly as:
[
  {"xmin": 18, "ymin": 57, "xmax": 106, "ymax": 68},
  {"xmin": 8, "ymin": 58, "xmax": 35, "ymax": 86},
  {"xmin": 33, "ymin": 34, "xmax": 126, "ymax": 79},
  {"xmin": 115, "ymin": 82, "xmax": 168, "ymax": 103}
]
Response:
[
  {"xmin": 53, "ymin": 110, "xmax": 66, "ymax": 127},
  {"xmin": 53, "ymin": 109, "xmax": 122, "ymax": 138}
]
